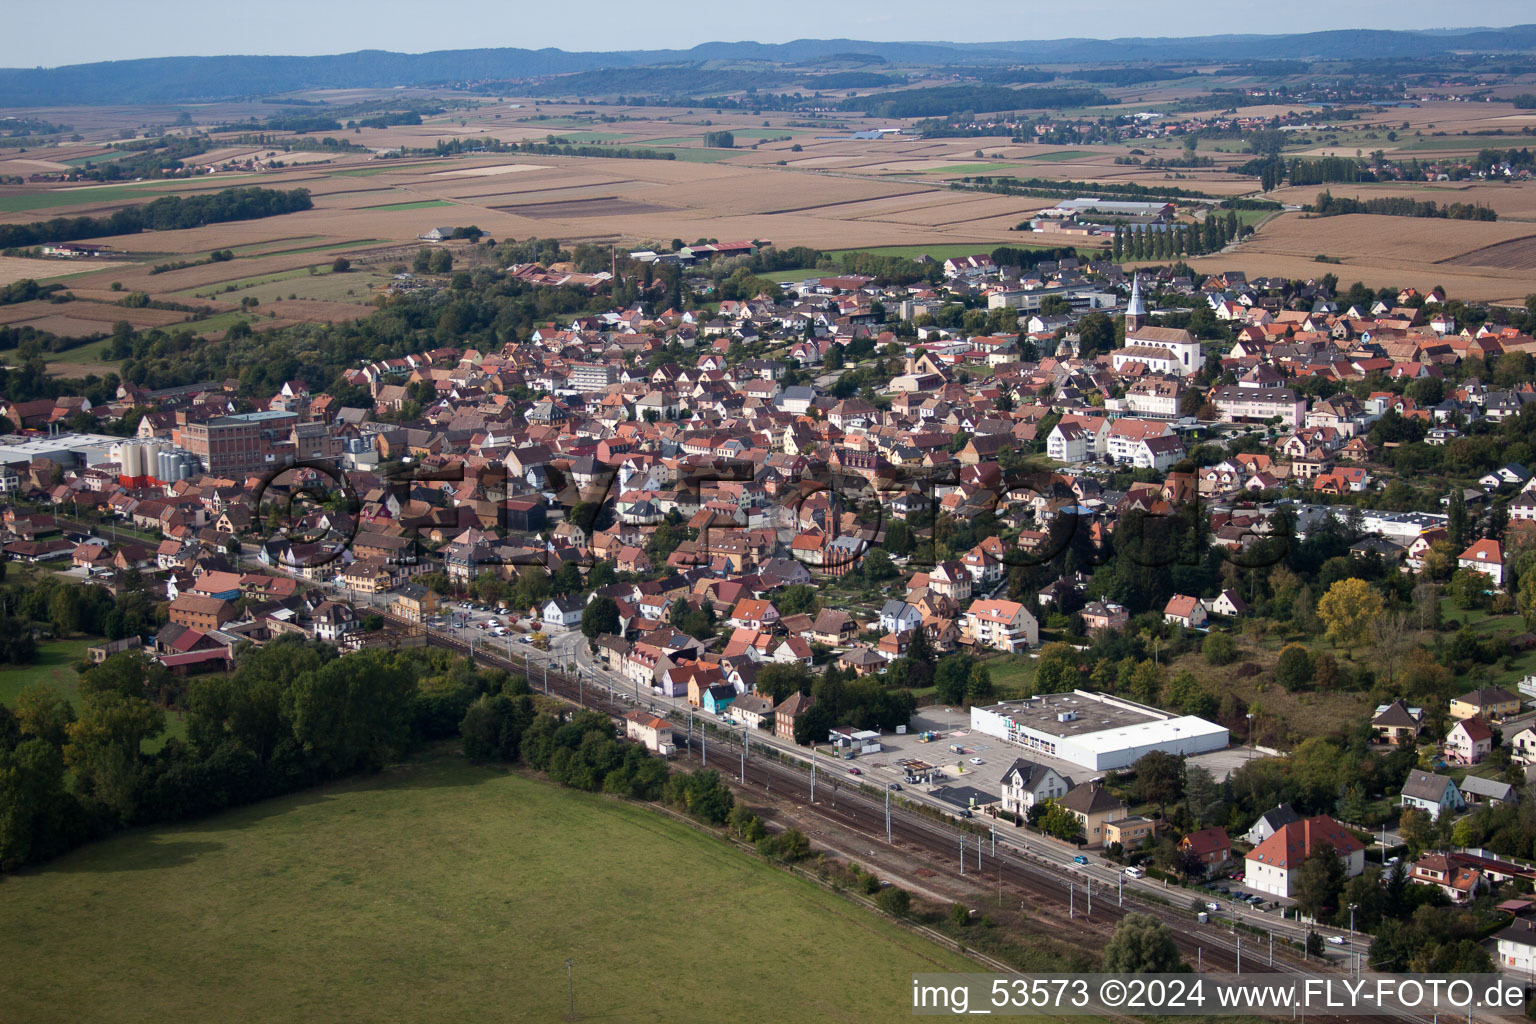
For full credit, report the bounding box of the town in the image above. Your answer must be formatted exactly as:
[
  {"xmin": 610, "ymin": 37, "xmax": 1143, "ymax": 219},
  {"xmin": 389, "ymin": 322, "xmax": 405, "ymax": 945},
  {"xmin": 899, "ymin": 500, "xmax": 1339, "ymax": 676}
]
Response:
[{"xmin": 8, "ymin": 224, "xmax": 1536, "ymax": 989}]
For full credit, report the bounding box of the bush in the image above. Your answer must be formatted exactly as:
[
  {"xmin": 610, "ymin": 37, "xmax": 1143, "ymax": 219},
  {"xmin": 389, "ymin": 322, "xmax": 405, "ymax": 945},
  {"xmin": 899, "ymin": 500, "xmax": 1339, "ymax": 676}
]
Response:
[
  {"xmin": 950, "ymin": 902, "xmax": 972, "ymax": 927},
  {"xmin": 876, "ymin": 886, "xmax": 912, "ymax": 917},
  {"xmin": 1274, "ymin": 643, "xmax": 1313, "ymax": 691}
]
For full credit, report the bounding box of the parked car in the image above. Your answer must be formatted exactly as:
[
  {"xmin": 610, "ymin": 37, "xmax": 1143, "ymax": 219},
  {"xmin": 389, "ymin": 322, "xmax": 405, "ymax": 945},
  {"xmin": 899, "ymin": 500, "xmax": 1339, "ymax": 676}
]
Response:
[
  {"xmin": 1073, "ymin": 855, "xmax": 1089, "ymax": 865},
  {"xmin": 968, "ymin": 757, "xmax": 984, "ymax": 765}
]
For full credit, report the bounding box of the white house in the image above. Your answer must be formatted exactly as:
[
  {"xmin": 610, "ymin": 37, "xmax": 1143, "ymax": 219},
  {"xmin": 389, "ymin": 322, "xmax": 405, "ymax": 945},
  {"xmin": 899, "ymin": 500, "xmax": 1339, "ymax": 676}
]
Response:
[
  {"xmin": 1400, "ymin": 769, "xmax": 1466, "ymax": 820},
  {"xmin": 1457, "ymin": 538, "xmax": 1506, "ymax": 589},
  {"xmin": 878, "ymin": 600, "xmax": 922, "ymax": 636},
  {"xmin": 1163, "ymin": 594, "xmax": 1209, "ymax": 629},
  {"xmin": 541, "ymin": 595, "xmax": 585, "ymax": 631},
  {"xmin": 999, "ymin": 757, "xmax": 1072, "ymax": 816},
  {"xmin": 962, "ymin": 598, "xmax": 1039, "ymax": 652},
  {"xmin": 1445, "ymin": 717, "xmax": 1493, "ymax": 765},
  {"xmin": 1244, "ymin": 815, "xmax": 1365, "ymax": 900},
  {"xmin": 1496, "ymin": 920, "xmax": 1536, "ymax": 974}
]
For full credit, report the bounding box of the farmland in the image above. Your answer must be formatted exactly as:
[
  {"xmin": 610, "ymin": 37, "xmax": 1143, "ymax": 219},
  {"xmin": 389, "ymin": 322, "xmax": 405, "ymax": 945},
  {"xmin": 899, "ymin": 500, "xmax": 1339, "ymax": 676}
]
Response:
[{"xmin": 0, "ymin": 753, "xmax": 978, "ymax": 1024}]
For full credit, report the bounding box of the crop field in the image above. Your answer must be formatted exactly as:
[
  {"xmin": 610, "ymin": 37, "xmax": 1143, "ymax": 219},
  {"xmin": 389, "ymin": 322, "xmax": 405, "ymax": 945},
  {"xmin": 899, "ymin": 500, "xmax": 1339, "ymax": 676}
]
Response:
[
  {"xmin": 362, "ymin": 198, "xmax": 456, "ymax": 211},
  {"xmin": 1195, "ymin": 211, "xmax": 1536, "ymax": 303},
  {"xmin": 0, "ymin": 754, "xmax": 978, "ymax": 1024}
]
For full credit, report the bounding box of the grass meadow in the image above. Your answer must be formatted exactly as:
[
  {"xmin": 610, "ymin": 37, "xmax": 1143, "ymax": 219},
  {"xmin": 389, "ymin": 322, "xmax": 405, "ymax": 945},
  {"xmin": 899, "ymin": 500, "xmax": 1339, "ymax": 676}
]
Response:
[{"xmin": 0, "ymin": 753, "xmax": 977, "ymax": 1023}]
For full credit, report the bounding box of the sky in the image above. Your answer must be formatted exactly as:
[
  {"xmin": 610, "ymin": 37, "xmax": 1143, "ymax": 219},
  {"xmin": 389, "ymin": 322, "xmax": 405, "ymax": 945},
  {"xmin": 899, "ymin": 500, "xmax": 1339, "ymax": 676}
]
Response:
[{"xmin": 5, "ymin": 0, "xmax": 1533, "ymax": 68}]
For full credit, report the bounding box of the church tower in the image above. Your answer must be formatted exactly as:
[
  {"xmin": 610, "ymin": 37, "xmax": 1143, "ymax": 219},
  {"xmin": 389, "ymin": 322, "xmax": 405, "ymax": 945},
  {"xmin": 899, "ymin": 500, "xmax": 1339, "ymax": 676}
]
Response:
[{"xmin": 1125, "ymin": 273, "xmax": 1147, "ymax": 333}]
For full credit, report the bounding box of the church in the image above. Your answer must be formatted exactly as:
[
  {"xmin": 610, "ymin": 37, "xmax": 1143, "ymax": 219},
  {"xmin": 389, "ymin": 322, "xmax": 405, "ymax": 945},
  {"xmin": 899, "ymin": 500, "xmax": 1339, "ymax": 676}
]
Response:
[{"xmin": 1109, "ymin": 276, "xmax": 1202, "ymax": 377}]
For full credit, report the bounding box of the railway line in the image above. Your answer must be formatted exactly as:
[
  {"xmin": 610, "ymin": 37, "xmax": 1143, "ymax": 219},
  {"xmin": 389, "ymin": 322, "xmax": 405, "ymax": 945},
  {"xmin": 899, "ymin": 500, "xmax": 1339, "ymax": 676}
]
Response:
[{"xmin": 408, "ymin": 616, "xmax": 1458, "ymax": 1024}]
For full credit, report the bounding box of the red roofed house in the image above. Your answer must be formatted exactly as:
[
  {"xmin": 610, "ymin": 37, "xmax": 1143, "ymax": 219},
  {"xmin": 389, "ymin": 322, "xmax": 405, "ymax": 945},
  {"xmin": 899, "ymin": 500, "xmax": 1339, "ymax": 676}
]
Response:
[
  {"xmin": 1163, "ymin": 594, "xmax": 1208, "ymax": 630},
  {"xmin": 1458, "ymin": 538, "xmax": 1506, "ymax": 588},
  {"xmin": 1410, "ymin": 853, "xmax": 1485, "ymax": 903},
  {"xmin": 1245, "ymin": 815, "xmax": 1365, "ymax": 899},
  {"xmin": 1445, "ymin": 716, "xmax": 1494, "ymax": 765},
  {"xmin": 1178, "ymin": 827, "xmax": 1233, "ymax": 871},
  {"xmin": 729, "ymin": 597, "xmax": 779, "ymax": 632}
]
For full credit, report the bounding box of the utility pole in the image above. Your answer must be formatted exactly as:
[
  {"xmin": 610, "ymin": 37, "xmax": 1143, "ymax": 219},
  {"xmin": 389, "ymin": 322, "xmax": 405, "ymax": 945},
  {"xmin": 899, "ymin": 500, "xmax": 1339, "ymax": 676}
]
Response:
[
  {"xmin": 702, "ymin": 728, "xmax": 707, "ymax": 767},
  {"xmin": 1236, "ymin": 937, "xmax": 1241, "ymax": 974},
  {"xmin": 810, "ymin": 749, "xmax": 816, "ymax": 803},
  {"xmin": 564, "ymin": 958, "xmax": 574, "ymax": 1020},
  {"xmin": 884, "ymin": 786, "xmax": 892, "ymax": 844},
  {"xmin": 960, "ymin": 835, "xmax": 966, "ymax": 875},
  {"xmin": 1069, "ymin": 881, "xmax": 1074, "ymax": 919},
  {"xmin": 1269, "ymin": 931, "xmax": 1274, "ymax": 966},
  {"xmin": 1118, "ymin": 873, "xmax": 1123, "ymax": 906},
  {"xmin": 1086, "ymin": 879, "xmax": 1091, "ymax": 916}
]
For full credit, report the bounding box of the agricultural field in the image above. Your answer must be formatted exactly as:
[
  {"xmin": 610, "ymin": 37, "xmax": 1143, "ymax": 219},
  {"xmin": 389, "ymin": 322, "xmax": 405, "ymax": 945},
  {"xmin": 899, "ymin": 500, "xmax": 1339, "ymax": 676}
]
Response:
[
  {"xmin": 0, "ymin": 753, "xmax": 978, "ymax": 1024},
  {"xmin": 1193, "ymin": 211, "xmax": 1536, "ymax": 304}
]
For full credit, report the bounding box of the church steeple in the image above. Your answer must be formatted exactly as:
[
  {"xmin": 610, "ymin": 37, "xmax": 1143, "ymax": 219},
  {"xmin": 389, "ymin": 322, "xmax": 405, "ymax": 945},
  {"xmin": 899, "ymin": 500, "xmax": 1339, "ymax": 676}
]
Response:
[{"xmin": 1125, "ymin": 273, "xmax": 1146, "ymax": 333}]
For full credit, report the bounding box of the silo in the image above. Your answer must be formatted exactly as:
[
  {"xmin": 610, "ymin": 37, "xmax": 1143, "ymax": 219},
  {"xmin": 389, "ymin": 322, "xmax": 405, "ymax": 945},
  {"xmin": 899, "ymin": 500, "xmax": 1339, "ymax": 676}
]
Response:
[
  {"xmin": 157, "ymin": 449, "xmax": 173, "ymax": 485},
  {"xmin": 177, "ymin": 455, "xmax": 195, "ymax": 481},
  {"xmin": 120, "ymin": 442, "xmax": 143, "ymax": 481}
]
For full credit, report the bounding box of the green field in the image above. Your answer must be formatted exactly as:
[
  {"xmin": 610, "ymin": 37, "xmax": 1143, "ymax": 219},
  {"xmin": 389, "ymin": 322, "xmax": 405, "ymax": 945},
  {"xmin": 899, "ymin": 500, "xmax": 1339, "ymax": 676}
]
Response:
[
  {"xmin": 658, "ymin": 147, "xmax": 741, "ymax": 163},
  {"xmin": 0, "ymin": 636, "xmax": 93, "ymax": 706},
  {"xmin": 1023, "ymin": 150, "xmax": 1094, "ymax": 162},
  {"xmin": 362, "ymin": 199, "xmax": 455, "ymax": 212},
  {"xmin": 549, "ymin": 131, "xmax": 630, "ymax": 144},
  {"xmin": 0, "ymin": 753, "xmax": 976, "ymax": 1023},
  {"xmin": 330, "ymin": 161, "xmax": 443, "ymax": 177},
  {"xmin": 920, "ymin": 162, "xmax": 1018, "ymax": 175},
  {"xmin": 0, "ymin": 185, "xmax": 156, "ymax": 214}
]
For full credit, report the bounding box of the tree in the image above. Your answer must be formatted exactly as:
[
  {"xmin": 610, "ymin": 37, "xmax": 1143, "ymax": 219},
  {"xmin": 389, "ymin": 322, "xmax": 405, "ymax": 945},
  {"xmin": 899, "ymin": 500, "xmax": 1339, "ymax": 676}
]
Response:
[
  {"xmin": 1032, "ymin": 642, "xmax": 1078, "ymax": 694},
  {"xmin": 861, "ymin": 548, "xmax": 897, "ymax": 580},
  {"xmin": 1398, "ymin": 807, "xmax": 1435, "ymax": 857},
  {"xmin": 1102, "ymin": 913, "xmax": 1182, "ymax": 973},
  {"xmin": 331, "ymin": 256, "xmax": 350, "ymax": 273},
  {"xmin": 63, "ymin": 689, "xmax": 164, "ymax": 822},
  {"xmin": 1274, "ymin": 643, "xmax": 1314, "ymax": 691},
  {"xmin": 1038, "ymin": 800, "xmax": 1082, "ymax": 842},
  {"xmin": 1294, "ymin": 841, "xmax": 1345, "ymax": 920},
  {"xmin": 933, "ymin": 654, "xmax": 976, "ymax": 706},
  {"xmin": 580, "ymin": 596, "xmax": 620, "ymax": 639},
  {"xmin": 777, "ymin": 584, "xmax": 819, "ymax": 617},
  {"xmin": 681, "ymin": 769, "xmax": 734, "ymax": 825},
  {"xmin": 755, "ymin": 663, "xmax": 813, "ymax": 704},
  {"xmin": 1134, "ymin": 750, "xmax": 1184, "ymax": 821},
  {"xmin": 1202, "ymin": 631, "xmax": 1237, "ymax": 666},
  {"xmin": 1317, "ymin": 577, "xmax": 1384, "ymax": 651}
]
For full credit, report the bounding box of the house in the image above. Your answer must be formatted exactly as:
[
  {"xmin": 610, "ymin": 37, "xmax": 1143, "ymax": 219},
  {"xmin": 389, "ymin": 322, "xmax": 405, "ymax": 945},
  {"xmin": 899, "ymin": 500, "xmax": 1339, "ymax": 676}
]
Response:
[
  {"xmin": 392, "ymin": 583, "xmax": 441, "ymax": 624},
  {"xmin": 1057, "ymin": 780, "xmax": 1129, "ymax": 848},
  {"xmin": 1457, "ymin": 538, "xmax": 1506, "ymax": 589},
  {"xmin": 1400, "ymin": 769, "xmax": 1466, "ymax": 820},
  {"xmin": 879, "ymin": 600, "xmax": 923, "ymax": 636},
  {"xmin": 810, "ymin": 609, "xmax": 857, "ymax": 646},
  {"xmin": 1104, "ymin": 816, "xmax": 1156, "ymax": 850},
  {"xmin": 1495, "ymin": 919, "xmax": 1536, "ymax": 973},
  {"xmin": 1243, "ymin": 803, "xmax": 1300, "ymax": 846},
  {"xmin": 1410, "ymin": 853, "xmax": 1485, "ymax": 903},
  {"xmin": 962, "ymin": 599, "xmax": 1039, "ymax": 652},
  {"xmin": 1080, "ymin": 601, "xmax": 1128, "ymax": 633},
  {"xmin": 998, "ymin": 757, "xmax": 1071, "ymax": 816},
  {"xmin": 774, "ymin": 692, "xmax": 815, "ymax": 743},
  {"xmin": 1370, "ymin": 700, "xmax": 1424, "ymax": 746},
  {"xmin": 541, "ymin": 595, "xmax": 585, "ymax": 631},
  {"xmin": 1208, "ymin": 590, "xmax": 1249, "ymax": 619},
  {"xmin": 1460, "ymin": 775, "xmax": 1519, "ymax": 808},
  {"xmin": 732, "ymin": 693, "xmax": 775, "ymax": 731},
  {"xmin": 168, "ymin": 594, "xmax": 234, "ymax": 632},
  {"xmin": 1445, "ymin": 716, "xmax": 1493, "ymax": 765},
  {"xmin": 1449, "ymin": 686, "xmax": 1522, "ymax": 722},
  {"xmin": 87, "ymin": 636, "xmax": 143, "ymax": 664},
  {"xmin": 1244, "ymin": 815, "xmax": 1365, "ymax": 900},
  {"xmin": 703, "ymin": 684, "xmax": 737, "ymax": 716},
  {"xmin": 1511, "ymin": 725, "xmax": 1536, "ymax": 764},
  {"xmin": 623, "ymin": 710, "xmax": 675, "ymax": 753},
  {"xmin": 1162, "ymin": 594, "xmax": 1208, "ymax": 630},
  {"xmin": 1179, "ymin": 827, "xmax": 1233, "ymax": 870},
  {"xmin": 310, "ymin": 601, "xmax": 358, "ymax": 643},
  {"xmin": 729, "ymin": 598, "xmax": 779, "ymax": 632}
]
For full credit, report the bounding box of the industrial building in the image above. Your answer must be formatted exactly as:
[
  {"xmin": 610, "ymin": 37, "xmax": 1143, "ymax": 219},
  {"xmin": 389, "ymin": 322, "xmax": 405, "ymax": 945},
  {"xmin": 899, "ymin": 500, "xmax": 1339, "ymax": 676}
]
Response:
[{"xmin": 969, "ymin": 691, "xmax": 1228, "ymax": 772}]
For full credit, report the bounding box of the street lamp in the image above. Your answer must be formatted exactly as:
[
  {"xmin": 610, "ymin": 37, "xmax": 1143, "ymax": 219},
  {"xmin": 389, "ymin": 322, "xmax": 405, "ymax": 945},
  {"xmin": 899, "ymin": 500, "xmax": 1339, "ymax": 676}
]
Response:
[{"xmin": 1246, "ymin": 712, "xmax": 1256, "ymax": 758}]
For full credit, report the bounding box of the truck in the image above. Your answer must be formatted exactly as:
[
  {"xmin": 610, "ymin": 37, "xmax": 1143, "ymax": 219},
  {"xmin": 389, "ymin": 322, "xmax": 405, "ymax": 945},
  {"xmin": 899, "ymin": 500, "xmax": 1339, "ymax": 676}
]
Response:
[{"xmin": 949, "ymin": 743, "xmax": 965, "ymax": 754}]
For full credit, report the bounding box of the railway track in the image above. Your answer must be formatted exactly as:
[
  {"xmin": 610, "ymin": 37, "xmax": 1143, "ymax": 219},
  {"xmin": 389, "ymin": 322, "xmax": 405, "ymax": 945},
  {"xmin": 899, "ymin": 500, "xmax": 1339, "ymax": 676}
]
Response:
[{"xmin": 409, "ymin": 618, "xmax": 1453, "ymax": 1024}]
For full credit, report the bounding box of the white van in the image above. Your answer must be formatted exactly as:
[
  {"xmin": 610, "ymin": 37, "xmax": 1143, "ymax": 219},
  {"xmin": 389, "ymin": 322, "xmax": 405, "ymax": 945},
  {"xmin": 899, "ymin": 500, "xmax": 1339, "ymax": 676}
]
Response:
[{"xmin": 1124, "ymin": 867, "xmax": 1145, "ymax": 879}]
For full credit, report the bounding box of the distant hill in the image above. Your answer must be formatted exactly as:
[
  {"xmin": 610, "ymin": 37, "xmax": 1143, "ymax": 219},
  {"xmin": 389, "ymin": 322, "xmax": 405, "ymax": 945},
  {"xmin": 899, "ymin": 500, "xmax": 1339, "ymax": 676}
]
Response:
[{"xmin": 4, "ymin": 27, "xmax": 1536, "ymax": 106}]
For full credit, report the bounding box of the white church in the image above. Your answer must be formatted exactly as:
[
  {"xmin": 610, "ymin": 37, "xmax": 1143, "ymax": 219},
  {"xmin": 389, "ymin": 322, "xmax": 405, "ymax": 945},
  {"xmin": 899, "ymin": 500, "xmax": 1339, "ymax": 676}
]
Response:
[{"xmin": 1109, "ymin": 276, "xmax": 1203, "ymax": 377}]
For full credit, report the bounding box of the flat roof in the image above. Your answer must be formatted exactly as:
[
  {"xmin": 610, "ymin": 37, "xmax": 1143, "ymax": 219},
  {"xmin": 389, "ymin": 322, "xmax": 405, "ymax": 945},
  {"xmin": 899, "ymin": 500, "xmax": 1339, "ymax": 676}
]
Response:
[{"xmin": 977, "ymin": 691, "xmax": 1228, "ymax": 755}]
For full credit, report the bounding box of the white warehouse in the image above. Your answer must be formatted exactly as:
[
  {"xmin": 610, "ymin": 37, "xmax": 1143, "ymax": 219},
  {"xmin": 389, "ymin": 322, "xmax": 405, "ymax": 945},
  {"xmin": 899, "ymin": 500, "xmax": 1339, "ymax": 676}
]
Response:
[{"xmin": 969, "ymin": 691, "xmax": 1229, "ymax": 772}]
